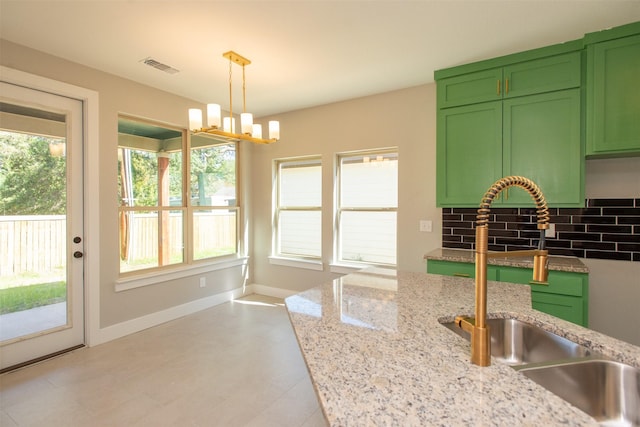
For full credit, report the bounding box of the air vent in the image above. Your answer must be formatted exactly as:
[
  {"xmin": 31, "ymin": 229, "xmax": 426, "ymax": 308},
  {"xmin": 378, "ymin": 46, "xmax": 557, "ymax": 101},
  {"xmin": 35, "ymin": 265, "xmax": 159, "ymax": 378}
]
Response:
[{"xmin": 141, "ymin": 57, "xmax": 179, "ymax": 74}]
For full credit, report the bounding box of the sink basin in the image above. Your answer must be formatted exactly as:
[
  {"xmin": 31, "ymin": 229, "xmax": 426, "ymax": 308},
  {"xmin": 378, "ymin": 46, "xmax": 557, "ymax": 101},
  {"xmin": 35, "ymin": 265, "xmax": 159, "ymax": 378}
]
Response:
[
  {"xmin": 520, "ymin": 360, "xmax": 640, "ymax": 426},
  {"xmin": 441, "ymin": 317, "xmax": 591, "ymax": 366}
]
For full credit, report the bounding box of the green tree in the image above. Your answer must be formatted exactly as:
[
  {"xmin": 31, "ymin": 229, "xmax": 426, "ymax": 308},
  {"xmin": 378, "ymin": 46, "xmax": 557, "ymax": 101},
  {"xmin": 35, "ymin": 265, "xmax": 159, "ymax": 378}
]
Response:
[
  {"xmin": 190, "ymin": 145, "xmax": 235, "ymax": 204},
  {"xmin": 0, "ymin": 131, "xmax": 66, "ymax": 215}
]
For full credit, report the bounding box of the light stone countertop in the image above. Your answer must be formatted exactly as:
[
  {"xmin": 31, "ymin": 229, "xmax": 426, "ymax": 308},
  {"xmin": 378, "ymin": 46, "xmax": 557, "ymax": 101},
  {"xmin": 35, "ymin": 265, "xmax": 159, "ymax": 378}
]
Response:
[
  {"xmin": 425, "ymin": 247, "xmax": 589, "ymax": 273},
  {"xmin": 285, "ymin": 268, "xmax": 640, "ymax": 426}
]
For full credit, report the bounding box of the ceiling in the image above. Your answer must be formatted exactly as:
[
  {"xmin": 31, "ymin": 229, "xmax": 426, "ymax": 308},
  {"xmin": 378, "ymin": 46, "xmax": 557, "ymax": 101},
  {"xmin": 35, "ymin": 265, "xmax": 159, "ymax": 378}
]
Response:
[{"xmin": 1, "ymin": 1, "xmax": 639, "ymax": 117}]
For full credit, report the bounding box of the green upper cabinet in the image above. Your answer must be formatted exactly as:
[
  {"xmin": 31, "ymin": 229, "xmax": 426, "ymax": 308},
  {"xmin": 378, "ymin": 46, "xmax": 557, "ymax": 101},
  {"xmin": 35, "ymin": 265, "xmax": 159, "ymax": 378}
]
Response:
[
  {"xmin": 436, "ymin": 102, "xmax": 502, "ymax": 205},
  {"xmin": 437, "ymin": 51, "xmax": 582, "ymax": 108},
  {"xmin": 503, "ymin": 53, "xmax": 581, "ymax": 99},
  {"xmin": 503, "ymin": 89, "xmax": 582, "ymax": 206},
  {"xmin": 585, "ymin": 25, "xmax": 640, "ymax": 157},
  {"xmin": 436, "ymin": 49, "xmax": 584, "ymax": 207},
  {"xmin": 437, "ymin": 68, "xmax": 503, "ymax": 108}
]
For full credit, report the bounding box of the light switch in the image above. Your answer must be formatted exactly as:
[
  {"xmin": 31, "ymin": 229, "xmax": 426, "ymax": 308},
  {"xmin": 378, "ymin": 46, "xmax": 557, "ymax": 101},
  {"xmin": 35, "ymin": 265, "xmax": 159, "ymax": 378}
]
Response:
[
  {"xmin": 545, "ymin": 223, "xmax": 556, "ymax": 238},
  {"xmin": 420, "ymin": 220, "xmax": 433, "ymax": 232}
]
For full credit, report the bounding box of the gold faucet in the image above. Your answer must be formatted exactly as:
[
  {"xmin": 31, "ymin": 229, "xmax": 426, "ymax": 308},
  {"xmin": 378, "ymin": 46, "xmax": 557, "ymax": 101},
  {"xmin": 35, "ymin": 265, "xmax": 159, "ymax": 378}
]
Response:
[{"xmin": 455, "ymin": 176, "xmax": 550, "ymax": 366}]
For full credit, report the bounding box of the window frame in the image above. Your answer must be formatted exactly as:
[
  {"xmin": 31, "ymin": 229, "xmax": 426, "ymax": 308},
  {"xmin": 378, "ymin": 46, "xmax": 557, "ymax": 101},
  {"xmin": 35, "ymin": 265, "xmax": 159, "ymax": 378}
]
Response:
[
  {"xmin": 117, "ymin": 115, "xmax": 242, "ymax": 282},
  {"xmin": 334, "ymin": 148, "xmax": 398, "ymax": 268},
  {"xmin": 271, "ymin": 156, "xmax": 323, "ymax": 267}
]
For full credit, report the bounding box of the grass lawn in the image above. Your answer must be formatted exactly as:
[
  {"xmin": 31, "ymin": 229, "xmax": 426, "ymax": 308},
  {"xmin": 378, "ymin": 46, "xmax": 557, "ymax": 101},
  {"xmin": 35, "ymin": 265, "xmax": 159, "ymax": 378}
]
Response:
[{"xmin": 0, "ymin": 281, "xmax": 66, "ymax": 315}]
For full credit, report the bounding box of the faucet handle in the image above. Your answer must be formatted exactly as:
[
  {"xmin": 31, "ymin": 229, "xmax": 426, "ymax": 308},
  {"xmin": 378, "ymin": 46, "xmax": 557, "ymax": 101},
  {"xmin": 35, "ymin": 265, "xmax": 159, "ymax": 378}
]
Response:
[
  {"xmin": 454, "ymin": 315, "xmax": 475, "ymax": 334},
  {"xmin": 532, "ymin": 251, "xmax": 549, "ymax": 284}
]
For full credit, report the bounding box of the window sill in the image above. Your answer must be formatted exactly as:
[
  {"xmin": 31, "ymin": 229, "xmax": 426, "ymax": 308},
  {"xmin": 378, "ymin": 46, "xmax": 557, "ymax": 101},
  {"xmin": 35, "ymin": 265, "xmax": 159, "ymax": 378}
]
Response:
[
  {"xmin": 115, "ymin": 256, "xmax": 249, "ymax": 292},
  {"xmin": 328, "ymin": 263, "xmax": 366, "ymax": 275},
  {"xmin": 268, "ymin": 256, "xmax": 323, "ymax": 271},
  {"xmin": 329, "ymin": 261, "xmax": 397, "ymax": 275}
]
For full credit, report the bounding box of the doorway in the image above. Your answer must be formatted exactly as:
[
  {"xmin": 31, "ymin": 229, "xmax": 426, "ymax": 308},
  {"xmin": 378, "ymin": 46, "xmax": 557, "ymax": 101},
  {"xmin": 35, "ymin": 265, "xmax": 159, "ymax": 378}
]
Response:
[{"xmin": 0, "ymin": 82, "xmax": 85, "ymax": 371}]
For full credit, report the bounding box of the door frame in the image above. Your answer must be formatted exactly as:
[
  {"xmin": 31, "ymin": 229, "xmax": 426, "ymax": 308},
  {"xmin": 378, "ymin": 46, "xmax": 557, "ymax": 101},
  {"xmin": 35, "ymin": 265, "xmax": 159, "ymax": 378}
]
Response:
[{"xmin": 1, "ymin": 66, "xmax": 101, "ymax": 347}]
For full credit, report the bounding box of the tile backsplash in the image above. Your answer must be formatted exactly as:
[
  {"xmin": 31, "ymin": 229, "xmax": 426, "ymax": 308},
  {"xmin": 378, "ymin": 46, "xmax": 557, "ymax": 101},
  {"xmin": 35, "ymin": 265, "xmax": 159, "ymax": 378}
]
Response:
[{"xmin": 442, "ymin": 198, "xmax": 640, "ymax": 262}]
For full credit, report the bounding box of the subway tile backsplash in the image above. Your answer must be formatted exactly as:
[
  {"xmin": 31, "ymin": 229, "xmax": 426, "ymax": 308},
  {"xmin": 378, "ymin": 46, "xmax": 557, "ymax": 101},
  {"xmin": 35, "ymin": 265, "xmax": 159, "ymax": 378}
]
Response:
[{"xmin": 442, "ymin": 198, "xmax": 640, "ymax": 262}]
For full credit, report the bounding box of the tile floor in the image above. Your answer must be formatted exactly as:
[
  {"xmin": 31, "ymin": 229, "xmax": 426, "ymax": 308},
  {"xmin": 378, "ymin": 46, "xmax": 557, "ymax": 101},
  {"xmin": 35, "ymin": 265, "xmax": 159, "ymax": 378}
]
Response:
[{"xmin": 0, "ymin": 295, "xmax": 326, "ymax": 427}]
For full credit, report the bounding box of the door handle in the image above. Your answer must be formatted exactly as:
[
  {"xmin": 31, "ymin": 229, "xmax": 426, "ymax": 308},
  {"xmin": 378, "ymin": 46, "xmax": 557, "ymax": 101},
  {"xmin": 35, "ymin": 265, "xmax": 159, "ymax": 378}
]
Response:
[{"xmin": 73, "ymin": 251, "xmax": 83, "ymax": 258}]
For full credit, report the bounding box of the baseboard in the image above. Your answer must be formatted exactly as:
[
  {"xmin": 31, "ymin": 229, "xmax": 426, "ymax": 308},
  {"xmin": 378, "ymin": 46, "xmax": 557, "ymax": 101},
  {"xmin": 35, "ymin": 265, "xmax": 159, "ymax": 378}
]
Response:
[
  {"xmin": 250, "ymin": 284, "xmax": 299, "ymax": 299},
  {"xmin": 90, "ymin": 285, "xmax": 254, "ymax": 346}
]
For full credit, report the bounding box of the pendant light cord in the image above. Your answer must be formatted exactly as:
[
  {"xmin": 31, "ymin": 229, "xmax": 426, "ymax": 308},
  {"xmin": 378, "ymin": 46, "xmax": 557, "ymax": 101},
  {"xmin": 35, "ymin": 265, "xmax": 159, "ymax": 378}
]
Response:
[
  {"xmin": 242, "ymin": 64, "xmax": 247, "ymax": 113},
  {"xmin": 228, "ymin": 58, "xmax": 233, "ymax": 125}
]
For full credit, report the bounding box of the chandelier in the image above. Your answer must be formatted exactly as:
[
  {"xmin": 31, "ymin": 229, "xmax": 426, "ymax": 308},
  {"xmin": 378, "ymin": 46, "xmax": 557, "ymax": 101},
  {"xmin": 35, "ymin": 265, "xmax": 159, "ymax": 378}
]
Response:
[{"xmin": 188, "ymin": 51, "xmax": 279, "ymax": 144}]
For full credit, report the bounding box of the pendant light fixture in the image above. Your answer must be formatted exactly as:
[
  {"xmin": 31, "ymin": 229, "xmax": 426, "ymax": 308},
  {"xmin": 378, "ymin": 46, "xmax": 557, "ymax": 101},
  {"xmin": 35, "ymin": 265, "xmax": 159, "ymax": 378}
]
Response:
[{"xmin": 189, "ymin": 51, "xmax": 280, "ymax": 144}]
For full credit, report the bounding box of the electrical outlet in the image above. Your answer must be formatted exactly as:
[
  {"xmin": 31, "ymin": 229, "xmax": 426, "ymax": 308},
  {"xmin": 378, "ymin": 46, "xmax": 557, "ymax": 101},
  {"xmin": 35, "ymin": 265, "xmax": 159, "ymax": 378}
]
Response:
[
  {"xmin": 420, "ymin": 220, "xmax": 433, "ymax": 232},
  {"xmin": 545, "ymin": 223, "xmax": 556, "ymax": 238},
  {"xmin": 199, "ymin": 277, "xmax": 206, "ymax": 288}
]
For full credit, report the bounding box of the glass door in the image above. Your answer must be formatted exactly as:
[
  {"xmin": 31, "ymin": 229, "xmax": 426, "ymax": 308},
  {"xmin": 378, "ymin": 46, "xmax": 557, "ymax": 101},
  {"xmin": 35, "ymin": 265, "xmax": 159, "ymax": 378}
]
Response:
[{"xmin": 0, "ymin": 82, "xmax": 85, "ymax": 371}]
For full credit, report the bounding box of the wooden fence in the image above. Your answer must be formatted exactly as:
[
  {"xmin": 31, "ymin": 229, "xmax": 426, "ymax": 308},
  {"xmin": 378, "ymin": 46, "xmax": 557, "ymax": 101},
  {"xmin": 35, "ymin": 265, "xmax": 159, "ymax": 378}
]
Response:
[
  {"xmin": 0, "ymin": 213, "xmax": 236, "ymax": 277},
  {"xmin": 0, "ymin": 215, "xmax": 66, "ymax": 277},
  {"xmin": 122, "ymin": 212, "xmax": 236, "ymax": 261}
]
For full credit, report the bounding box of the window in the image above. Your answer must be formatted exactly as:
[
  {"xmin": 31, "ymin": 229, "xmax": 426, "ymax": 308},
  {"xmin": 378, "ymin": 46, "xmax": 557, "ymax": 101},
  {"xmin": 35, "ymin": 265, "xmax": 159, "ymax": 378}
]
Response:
[
  {"xmin": 190, "ymin": 135, "xmax": 238, "ymax": 261},
  {"xmin": 274, "ymin": 157, "xmax": 322, "ymax": 259},
  {"xmin": 117, "ymin": 116, "xmax": 238, "ymax": 275},
  {"xmin": 336, "ymin": 150, "xmax": 398, "ymax": 266}
]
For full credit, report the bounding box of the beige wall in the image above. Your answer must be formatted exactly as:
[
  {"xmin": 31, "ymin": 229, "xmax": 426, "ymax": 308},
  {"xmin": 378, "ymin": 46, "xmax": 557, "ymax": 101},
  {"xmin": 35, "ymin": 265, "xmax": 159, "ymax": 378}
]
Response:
[
  {"xmin": 250, "ymin": 84, "xmax": 441, "ymax": 292},
  {"xmin": 584, "ymin": 157, "xmax": 640, "ymax": 345},
  {"xmin": 1, "ymin": 40, "xmax": 252, "ymax": 329},
  {"xmin": 2, "ymin": 39, "xmax": 638, "ymax": 346}
]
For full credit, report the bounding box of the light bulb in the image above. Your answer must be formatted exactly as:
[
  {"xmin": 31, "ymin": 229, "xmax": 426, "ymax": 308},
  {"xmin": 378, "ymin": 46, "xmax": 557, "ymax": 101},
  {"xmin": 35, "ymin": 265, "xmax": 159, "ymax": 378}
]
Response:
[
  {"xmin": 207, "ymin": 104, "xmax": 221, "ymax": 128},
  {"xmin": 189, "ymin": 109, "xmax": 202, "ymax": 131},
  {"xmin": 241, "ymin": 113, "xmax": 253, "ymax": 135},
  {"xmin": 269, "ymin": 121, "xmax": 280, "ymax": 140}
]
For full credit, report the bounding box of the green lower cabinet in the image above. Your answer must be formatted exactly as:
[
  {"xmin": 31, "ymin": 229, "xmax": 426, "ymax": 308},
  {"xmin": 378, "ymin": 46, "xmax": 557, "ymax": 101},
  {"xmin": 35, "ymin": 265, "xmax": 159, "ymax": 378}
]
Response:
[
  {"xmin": 427, "ymin": 260, "xmax": 589, "ymax": 327},
  {"xmin": 427, "ymin": 259, "xmax": 498, "ymax": 280},
  {"xmin": 531, "ymin": 292, "xmax": 584, "ymax": 327}
]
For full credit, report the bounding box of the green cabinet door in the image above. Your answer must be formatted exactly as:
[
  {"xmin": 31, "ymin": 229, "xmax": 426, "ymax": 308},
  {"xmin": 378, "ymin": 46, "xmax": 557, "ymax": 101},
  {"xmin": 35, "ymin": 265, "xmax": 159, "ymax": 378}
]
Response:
[
  {"xmin": 503, "ymin": 52, "xmax": 581, "ymax": 99},
  {"xmin": 586, "ymin": 34, "xmax": 640, "ymax": 156},
  {"xmin": 437, "ymin": 90, "xmax": 584, "ymax": 207},
  {"xmin": 437, "ymin": 51, "xmax": 581, "ymax": 108},
  {"xmin": 437, "ymin": 68, "xmax": 503, "ymax": 108},
  {"xmin": 436, "ymin": 101, "xmax": 502, "ymax": 207},
  {"xmin": 427, "ymin": 259, "xmax": 498, "ymax": 280},
  {"xmin": 532, "ymin": 292, "xmax": 585, "ymax": 327},
  {"xmin": 503, "ymin": 89, "xmax": 584, "ymax": 206}
]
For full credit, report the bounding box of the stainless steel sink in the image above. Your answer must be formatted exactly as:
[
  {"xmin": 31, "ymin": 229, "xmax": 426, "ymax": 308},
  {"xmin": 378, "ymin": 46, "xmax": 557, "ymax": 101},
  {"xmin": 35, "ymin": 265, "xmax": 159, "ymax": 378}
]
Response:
[
  {"xmin": 441, "ymin": 317, "xmax": 591, "ymax": 366},
  {"xmin": 442, "ymin": 317, "xmax": 639, "ymax": 425},
  {"xmin": 520, "ymin": 360, "xmax": 640, "ymax": 426}
]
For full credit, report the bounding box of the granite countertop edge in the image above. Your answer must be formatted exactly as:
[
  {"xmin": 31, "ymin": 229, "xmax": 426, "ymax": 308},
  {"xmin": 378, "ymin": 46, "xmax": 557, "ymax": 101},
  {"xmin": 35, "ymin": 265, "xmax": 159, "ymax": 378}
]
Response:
[
  {"xmin": 424, "ymin": 247, "xmax": 589, "ymax": 273},
  {"xmin": 285, "ymin": 268, "xmax": 639, "ymax": 426}
]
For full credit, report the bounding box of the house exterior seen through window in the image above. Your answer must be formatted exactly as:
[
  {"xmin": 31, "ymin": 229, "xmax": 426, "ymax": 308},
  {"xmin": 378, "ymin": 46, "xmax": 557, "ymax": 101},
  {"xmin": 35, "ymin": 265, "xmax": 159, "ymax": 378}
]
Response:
[
  {"xmin": 337, "ymin": 150, "xmax": 398, "ymax": 266},
  {"xmin": 274, "ymin": 157, "xmax": 322, "ymax": 259}
]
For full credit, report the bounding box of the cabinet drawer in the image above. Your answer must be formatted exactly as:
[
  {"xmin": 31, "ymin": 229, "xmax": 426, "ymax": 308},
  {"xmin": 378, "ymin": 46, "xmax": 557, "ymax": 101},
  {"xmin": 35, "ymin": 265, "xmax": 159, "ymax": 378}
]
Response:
[
  {"xmin": 437, "ymin": 68, "xmax": 502, "ymax": 108},
  {"xmin": 532, "ymin": 292, "xmax": 585, "ymax": 326},
  {"xmin": 497, "ymin": 267, "xmax": 586, "ymax": 297},
  {"xmin": 427, "ymin": 260, "xmax": 474, "ymax": 278},
  {"xmin": 504, "ymin": 52, "xmax": 581, "ymax": 98},
  {"xmin": 427, "ymin": 260, "xmax": 497, "ymax": 280}
]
